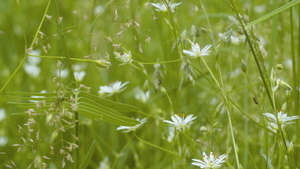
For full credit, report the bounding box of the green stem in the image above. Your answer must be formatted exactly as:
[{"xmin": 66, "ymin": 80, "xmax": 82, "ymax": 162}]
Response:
[
  {"xmin": 226, "ymin": 106, "xmax": 240, "ymax": 167},
  {"xmin": 229, "ymin": 0, "xmax": 274, "ymax": 110},
  {"xmin": 0, "ymin": 0, "xmax": 51, "ymax": 94},
  {"xmin": 199, "ymin": 57, "xmax": 220, "ymax": 88},
  {"xmin": 133, "ymin": 59, "xmax": 182, "ymax": 65},
  {"xmin": 29, "ymin": 55, "xmax": 97, "ymax": 63},
  {"xmin": 134, "ymin": 133, "xmax": 179, "ymax": 156}
]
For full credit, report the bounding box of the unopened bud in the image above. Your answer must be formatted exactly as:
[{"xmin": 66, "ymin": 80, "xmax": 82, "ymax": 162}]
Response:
[
  {"xmin": 200, "ymin": 126, "xmax": 208, "ymax": 132},
  {"xmin": 281, "ymin": 102, "xmax": 287, "ymax": 111},
  {"xmin": 288, "ymin": 141, "xmax": 294, "ymax": 154},
  {"xmin": 285, "ymin": 90, "xmax": 291, "ymax": 99},
  {"xmin": 160, "ymin": 87, "xmax": 166, "ymax": 93},
  {"xmin": 201, "ymin": 27, "xmax": 207, "ymax": 34},
  {"xmin": 279, "ymin": 80, "xmax": 292, "ymax": 91},
  {"xmin": 277, "ymin": 64, "xmax": 283, "ymax": 70},
  {"xmin": 241, "ymin": 59, "xmax": 247, "ymax": 73},
  {"xmin": 213, "ymin": 102, "xmax": 223, "ymax": 119},
  {"xmin": 143, "ymin": 80, "xmax": 149, "ymax": 91},
  {"xmin": 95, "ymin": 59, "xmax": 111, "ymax": 69}
]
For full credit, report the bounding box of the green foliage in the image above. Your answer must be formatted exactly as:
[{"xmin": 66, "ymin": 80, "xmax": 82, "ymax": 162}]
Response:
[{"xmin": 0, "ymin": 0, "xmax": 299, "ymax": 168}]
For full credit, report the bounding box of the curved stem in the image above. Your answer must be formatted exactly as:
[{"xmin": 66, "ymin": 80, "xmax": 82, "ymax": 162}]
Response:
[{"xmin": 134, "ymin": 133, "xmax": 179, "ymax": 156}]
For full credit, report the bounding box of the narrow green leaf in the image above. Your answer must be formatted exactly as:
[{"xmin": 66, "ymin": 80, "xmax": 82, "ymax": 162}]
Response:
[
  {"xmin": 77, "ymin": 98, "xmax": 139, "ymax": 126},
  {"xmin": 79, "ymin": 140, "xmax": 96, "ymax": 169},
  {"xmin": 5, "ymin": 91, "xmax": 58, "ymax": 96},
  {"xmin": 5, "ymin": 96, "xmax": 59, "ymax": 101},
  {"xmin": 79, "ymin": 92, "xmax": 139, "ymax": 112},
  {"xmin": 246, "ymin": 0, "xmax": 300, "ymax": 28}
]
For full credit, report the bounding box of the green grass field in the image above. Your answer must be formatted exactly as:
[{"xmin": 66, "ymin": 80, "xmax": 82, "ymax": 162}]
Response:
[{"xmin": 0, "ymin": 0, "xmax": 299, "ymax": 168}]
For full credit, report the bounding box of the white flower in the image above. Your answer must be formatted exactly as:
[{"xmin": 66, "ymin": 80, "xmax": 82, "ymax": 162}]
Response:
[
  {"xmin": 167, "ymin": 127, "xmax": 175, "ymax": 142},
  {"xmin": 55, "ymin": 68, "xmax": 68, "ymax": 78},
  {"xmin": 98, "ymin": 81, "xmax": 129, "ymax": 96},
  {"xmin": 163, "ymin": 114, "xmax": 197, "ymax": 131},
  {"xmin": 94, "ymin": 5, "xmax": 104, "ymax": 15},
  {"xmin": 114, "ymin": 48, "xmax": 132, "ymax": 65},
  {"xmin": 0, "ymin": 109, "xmax": 6, "ymax": 121},
  {"xmin": 183, "ymin": 42, "xmax": 212, "ymax": 58},
  {"xmin": 98, "ymin": 156, "xmax": 110, "ymax": 169},
  {"xmin": 24, "ymin": 64, "xmax": 41, "ymax": 77},
  {"xmin": 134, "ymin": 87, "xmax": 150, "ymax": 103},
  {"xmin": 116, "ymin": 118, "xmax": 147, "ymax": 133},
  {"xmin": 151, "ymin": 2, "xmax": 181, "ymax": 12},
  {"xmin": 27, "ymin": 56, "xmax": 41, "ymax": 65},
  {"xmin": 74, "ymin": 71, "xmax": 86, "ymax": 82},
  {"xmin": 28, "ymin": 49, "xmax": 41, "ymax": 64},
  {"xmin": 263, "ymin": 111, "xmax": 299, "ymax": 132},
  {"xmin": 192, "ymin": 152, "xmax": 227, "ymax": 168},
  {"xmin": 0, "ymin": 136, "xmax": 8, "ymax": 146}
]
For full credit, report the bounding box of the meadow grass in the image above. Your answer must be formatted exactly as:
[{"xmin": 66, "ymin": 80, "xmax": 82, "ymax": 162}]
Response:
[{"xmin": 0, "ymin": 0, "xmax": 299, "ymax": 168}]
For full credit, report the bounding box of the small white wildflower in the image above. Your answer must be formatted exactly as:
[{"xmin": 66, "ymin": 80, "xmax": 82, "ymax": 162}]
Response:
[
  {"xmin": 114, "ymin": 48, "xmax": 132, "ymax": 65},
  {"xmin": 0, "ymin": 136, "xmax": 8, "ymax": 146},
  {"xmin": 28, "ymin": 50, "xmax": 41, "ymax": 65},
  {"xmin": 163, "ymin": 114, "xmax": 197, "ymax": 131},
  {"xmin": 0, "ymin": 109, "xmax": 6, "ymax": 121},
  {"xmin": 263, "ymin": 111, "xmax": 299, "ymax": 132},
  {"xmin": 74, "ymin": 71, "xmax": 86, "ymax": 82},
  {"xmin": 24, "ymin": 64, "xmax": 41, "ymax": 78},
  {"xmin": 94, "ymin": 5, "xmax": 104, "ymax": 15},
  {"xmin": 98, "ymin": 81, "xmax": 129, "ymax": 96},
  {"xmin": 231, "ymin": 36, "xmax": 240, "ymax": 45},
  {"xmin": 55, "ymin": 68, "xmax": 68, "ymax": 78},
  {"xmin": 254, "ymin": 4, "xmax": 266, "ymax": 13},
  {"xmin": 116, "ymin": 118, "xmax": 147, "ymax": 133},
  {"xmin": 167, "ymin": 127, "xmax": 175, "ymax": 142},
  {"xmin": 134, "ymin": 87, "xmax": 150, "ymax": 103},
  {"xmin": 183, "ymin": 42, "xmax": 212, "ymax": 58},
  {"xmin": 192, "ymin": 152, "xmax": 227, "ymax": 168},
  {"xmin": 98, "ymin": 156, "xmax": 110, "ymax": 169},
  {"xmin": 151, "ymin": 2, "xmax": 181, "ymax": 12}
]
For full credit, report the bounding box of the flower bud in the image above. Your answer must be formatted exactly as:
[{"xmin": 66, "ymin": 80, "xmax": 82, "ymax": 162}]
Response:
[
  {"xmin": 288, "ymin": 141, "xmax": 294, "ymax": 154},
  {"xmin": 276, "ymin": 64, "xmax": 283, "ymax": 70},
  {"xmin": 281, "ymin": 102, "xmax": 287, "ymax": 111},
  {"xmin": 241, "ymin": 59, "xmax": 247, "ymax": 73},
  {"xmin": 279, "ymin": 80, "xmax": 292, "ymax": 91},
  {"xmin": 160, "ymin": 87, "xmax": 166, "ymax": 93},
  {"xmin": 285, "ymin": 90, "xmax": 291, "ymax": 99},
  {"xmin": 143, "ymin": 80, "xmax": 149, "ymax": 91},
  {"xmin": 200, "ymin": 126, "xmax": 208, "ymax": 132},
  {"xmin": 213, "ymin": 102, "xmax": 223, "ymax": 119},
  {"xmin": 95, "ymin": 59, "xmax": 111, "ymax": 69}
]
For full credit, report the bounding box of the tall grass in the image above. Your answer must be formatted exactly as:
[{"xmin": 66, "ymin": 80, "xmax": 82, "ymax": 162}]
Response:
[{"xmin": 0, "ymin": 0, "xmax": 299, "ymax": 168}]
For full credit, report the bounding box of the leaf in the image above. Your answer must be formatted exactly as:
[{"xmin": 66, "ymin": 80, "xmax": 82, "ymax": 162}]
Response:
[
  {"xmin": 246, "ymin": 0, "xmax": 300, "ymax": 28},
  {"xmin": 80, "ymin": 140, "xmax": 96, "ymax": 169},
  {"xmin": 77, "ymin": 97, "xmax": 139, "ymax": 126},
  {"xmin": 79, "ymin": 92, "xmax": 139, "ymax": 112}
]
